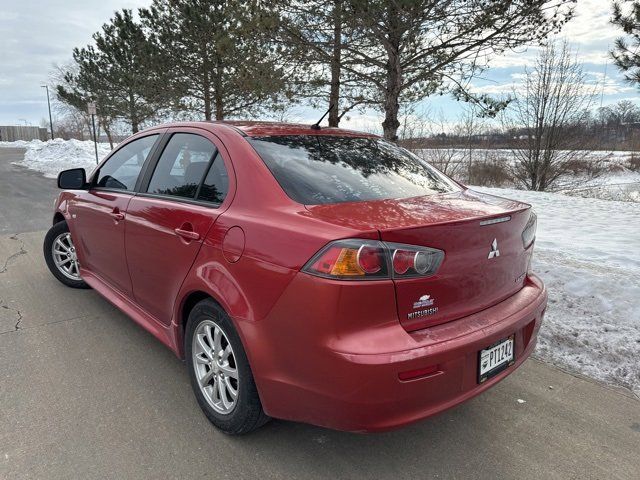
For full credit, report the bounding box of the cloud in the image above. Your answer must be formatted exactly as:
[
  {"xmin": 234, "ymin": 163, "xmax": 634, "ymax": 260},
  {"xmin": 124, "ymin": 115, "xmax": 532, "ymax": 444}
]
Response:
[{"xmin": 0, "ymin": 0, "xmax": 150, "ymax": 124}]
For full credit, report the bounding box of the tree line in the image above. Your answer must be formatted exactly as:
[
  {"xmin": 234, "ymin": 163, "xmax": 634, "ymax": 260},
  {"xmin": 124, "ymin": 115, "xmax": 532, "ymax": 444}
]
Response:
[{"xmin": 54, "ymin": 0, "xmax": 576, "ymax": 142}]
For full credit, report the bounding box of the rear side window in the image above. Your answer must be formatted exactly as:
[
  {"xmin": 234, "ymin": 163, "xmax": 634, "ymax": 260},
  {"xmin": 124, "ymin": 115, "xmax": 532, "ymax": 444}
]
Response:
[
  {"xmin": 247, "ymin": 136, "xmax": 460, "ymax": 205},
  {"xmin": 198, "ymin": 153, "xmax": 229, "ymax": 204},
  {"xmin": 147, "ymin": 133, "xmax": 216, "ymax": 200},
  {"xmin": 96, "ymin": 134, "xmax": 158, "ymax": 190}
]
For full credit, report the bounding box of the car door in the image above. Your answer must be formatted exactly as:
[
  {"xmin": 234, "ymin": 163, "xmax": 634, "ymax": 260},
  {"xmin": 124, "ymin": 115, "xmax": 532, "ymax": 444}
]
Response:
[
  {"xmin": 125, "ymin": 129, "xmax": 232, "ymax": 325},
  {"xmin": 70, "ymin": 133, "xmax": 161, "ymax": 296}
]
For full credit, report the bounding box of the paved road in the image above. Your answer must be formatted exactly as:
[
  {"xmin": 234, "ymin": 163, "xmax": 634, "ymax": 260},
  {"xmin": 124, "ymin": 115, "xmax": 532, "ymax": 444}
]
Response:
[
  {"xmin": 0, "ymin": 148, "xmax": 58, "ymax": 234},
  {"xmin": 0, "ymin": 149, "xmax": 638, "ymax": 479}
]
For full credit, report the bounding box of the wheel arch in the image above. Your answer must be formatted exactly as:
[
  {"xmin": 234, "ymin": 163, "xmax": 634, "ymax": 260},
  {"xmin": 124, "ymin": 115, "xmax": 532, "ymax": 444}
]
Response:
[
  {"xmin": 53, "ymin": 212, "xmax": 65, "ymax": 225},
  {"xmin": 175, "ymin": 289, "xmax": 235, "ymax": 359}
]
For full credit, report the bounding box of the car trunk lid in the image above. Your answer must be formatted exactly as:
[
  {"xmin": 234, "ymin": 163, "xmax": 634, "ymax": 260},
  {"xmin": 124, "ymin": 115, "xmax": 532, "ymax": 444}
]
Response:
[{"xmin": 305, "ymin": 189, "xmax": 533, "ymax": 331}]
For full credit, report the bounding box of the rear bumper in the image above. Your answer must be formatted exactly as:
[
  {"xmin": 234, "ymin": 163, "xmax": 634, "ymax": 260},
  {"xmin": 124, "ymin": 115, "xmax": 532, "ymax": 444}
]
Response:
[{"xmin": 239, "ymin": 274, "xmax": 547, "ymax": 432}]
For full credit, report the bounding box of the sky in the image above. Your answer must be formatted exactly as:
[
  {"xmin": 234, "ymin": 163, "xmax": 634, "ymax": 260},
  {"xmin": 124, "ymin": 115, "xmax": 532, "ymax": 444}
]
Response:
[{"xmin": 0, "ymin": 0, "xmax": 638, "ymax": 132}]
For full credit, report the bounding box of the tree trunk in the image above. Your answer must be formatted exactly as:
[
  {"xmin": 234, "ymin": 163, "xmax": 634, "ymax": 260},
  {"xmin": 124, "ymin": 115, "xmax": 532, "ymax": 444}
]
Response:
[
  {"xmin": 382, "ymin": 11, "xmax": 402, "ymax": 141},
  {"xmin": 102, "ymin": 120, "xmax": 114, "ymax": 149},
  {"xmin": 328, "ymin": 0, "xmax": 342, "ymax": 127},
  {"xmin": 129, "ymin": 92, "xmax": 139, "ymax": 133},
  {"xmin": 203, "ymin": 71, "xmax": 212, "ymax": 120},
  {"xmin": 215, "ymin": 89, "xmax": 224, "ymax": 120},
  {"xmin": 382, "ymin": 54, "xmax": 402, "ymax": 140},
  {"xmin": 214, "ymin": 61, "xmax": 224, "ymax": 120}
]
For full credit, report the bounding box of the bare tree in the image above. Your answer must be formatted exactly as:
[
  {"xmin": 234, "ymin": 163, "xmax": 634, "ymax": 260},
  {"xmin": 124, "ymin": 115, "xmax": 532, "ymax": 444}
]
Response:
[
  {"xmin": 460, "ymin": 106, "xmax": 483, "ymax": 183},
  {"xmin": 506, "ymin": 41, "xmax": 598, "ymax": 191},
  {"xmin": 400, "ymin": 106, "xmax": 484, "ymax": 179}
]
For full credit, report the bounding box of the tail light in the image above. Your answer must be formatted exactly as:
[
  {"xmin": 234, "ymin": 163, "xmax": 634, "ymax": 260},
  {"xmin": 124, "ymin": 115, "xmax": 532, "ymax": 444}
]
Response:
[
  {"xmin": 389, "ymin": 242, "xmax": 444, "ymax": 278},
  {"xmin": 302, "ymin": 239, "xmax": 444, "ymax": 280},
  {"xmin": 304, "ymin": 239, "xmax": 388, "ymax": 279},
  {"xmin": 522, "ymin": 211, "xmax": 537, "ymax": 249}
]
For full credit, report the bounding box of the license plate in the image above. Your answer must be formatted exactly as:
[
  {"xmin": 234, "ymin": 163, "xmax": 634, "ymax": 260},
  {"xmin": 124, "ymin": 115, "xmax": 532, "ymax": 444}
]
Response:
[{"xmin": 478, "ymin": 336, "xmax": 515, "ymax": 383}]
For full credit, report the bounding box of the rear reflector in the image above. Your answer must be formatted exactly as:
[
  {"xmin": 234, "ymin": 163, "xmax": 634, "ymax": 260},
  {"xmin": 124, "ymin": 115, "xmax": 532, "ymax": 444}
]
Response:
[{"xmin": 398, "ymin": 365, "xmax": 440, "ymax": 381}]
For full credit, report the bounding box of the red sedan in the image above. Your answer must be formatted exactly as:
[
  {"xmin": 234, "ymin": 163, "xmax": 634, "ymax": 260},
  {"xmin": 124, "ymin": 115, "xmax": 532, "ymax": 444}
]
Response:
[{"xmin": 44, "ymin": 121, "xmax": 546, "ymax": 434}]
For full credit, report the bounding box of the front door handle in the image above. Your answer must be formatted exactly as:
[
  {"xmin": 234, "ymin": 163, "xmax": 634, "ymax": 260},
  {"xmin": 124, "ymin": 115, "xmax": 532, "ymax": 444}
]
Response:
[{"xmin": 174, "ymin": 228, "xmax": 200, "ymax": 241}]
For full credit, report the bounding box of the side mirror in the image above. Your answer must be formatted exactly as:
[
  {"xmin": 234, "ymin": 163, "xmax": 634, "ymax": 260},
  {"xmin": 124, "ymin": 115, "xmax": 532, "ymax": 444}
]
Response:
[{"xmin": 57, "ymin": 168, "xmax": 87, "ymax": 189}]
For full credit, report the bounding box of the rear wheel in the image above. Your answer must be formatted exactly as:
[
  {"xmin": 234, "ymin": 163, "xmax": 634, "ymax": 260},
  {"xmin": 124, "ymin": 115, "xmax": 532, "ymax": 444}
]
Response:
[
  {"xmin": 43, "ymin": 221, "xmax": 90, "ymax": 289},
  {"xmin": 185, "ymin": 299, "xmax": 269, "ymax": 434}
]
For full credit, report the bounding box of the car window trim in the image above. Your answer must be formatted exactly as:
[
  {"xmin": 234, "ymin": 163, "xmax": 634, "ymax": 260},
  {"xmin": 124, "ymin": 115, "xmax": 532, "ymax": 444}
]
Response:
[
  {"xmin": 135, "ymin": 191, "xmax": 223, "ymax": 209},
  {"xmin": 90, "ymin": 131, "xmax": 165, "ymax": 194}
]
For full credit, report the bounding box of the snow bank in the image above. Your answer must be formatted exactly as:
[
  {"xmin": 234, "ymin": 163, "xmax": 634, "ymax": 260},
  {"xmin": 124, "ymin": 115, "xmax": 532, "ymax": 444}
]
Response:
[
  {"xmin": 1, "ymin": 139, "xmax": 112, "ymax": 178},
  {"xmin": 475, "ymin": 187, "xmax": 640, "ymax": 395}
]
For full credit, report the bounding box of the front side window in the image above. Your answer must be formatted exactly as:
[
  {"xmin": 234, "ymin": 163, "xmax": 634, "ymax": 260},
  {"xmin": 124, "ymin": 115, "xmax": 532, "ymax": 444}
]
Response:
[
  {"xmin": 147, "ymin": 133, "xmax": 217, "ymax": 200},
  {"xmin": 95, "ymin": 134, "xmax": 159, "ymax": 191},
  {"xmin": 247, "ymin": 135, "xmax": 461, "ymax": 205}
]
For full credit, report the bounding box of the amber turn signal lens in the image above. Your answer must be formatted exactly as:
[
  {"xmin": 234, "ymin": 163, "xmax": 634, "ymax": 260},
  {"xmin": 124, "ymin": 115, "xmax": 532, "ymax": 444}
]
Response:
[{"xmin": 331, "ymin": 248, "xmax": 365, "ymax": 276}]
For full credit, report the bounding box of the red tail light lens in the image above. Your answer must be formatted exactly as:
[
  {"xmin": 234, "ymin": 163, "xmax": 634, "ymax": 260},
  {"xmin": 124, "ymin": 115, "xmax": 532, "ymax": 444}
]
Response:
[
  {"xmin": 357, "ymin": 245, "xmax": 384, "ymax": 274},
  {"xmin": 389, "ymin": 242, "xmax": 444, "ymax": 278},
  {"xmin": 302, "ymin": 239, "xmax": 443, "ymax": 280}
]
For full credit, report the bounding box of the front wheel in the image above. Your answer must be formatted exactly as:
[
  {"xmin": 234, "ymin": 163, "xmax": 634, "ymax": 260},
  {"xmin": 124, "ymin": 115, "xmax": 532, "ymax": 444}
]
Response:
[
  {"xmin": 43, "ymin": 220, "xmax": 90, "ymax": 289},
  {"xmin": 185, "ymin": 299, "xmax": 269, "ymax": 434}
]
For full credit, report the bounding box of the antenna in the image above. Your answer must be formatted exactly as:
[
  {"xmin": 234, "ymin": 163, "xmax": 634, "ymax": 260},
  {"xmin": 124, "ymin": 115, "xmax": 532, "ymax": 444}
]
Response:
[{"xmin": 311, "ymin": 104, "xmax": 335, "ymax": 130}]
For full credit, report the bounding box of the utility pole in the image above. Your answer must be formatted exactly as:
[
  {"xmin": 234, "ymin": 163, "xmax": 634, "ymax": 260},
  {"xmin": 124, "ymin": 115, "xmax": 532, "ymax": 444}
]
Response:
[
  {"xmin": 87, "ymin": 102, "xmax": 99, "ymax": 165},
  {"xmin": 41, "ymin": 85, "xmax": 54, "ymax": 140}
]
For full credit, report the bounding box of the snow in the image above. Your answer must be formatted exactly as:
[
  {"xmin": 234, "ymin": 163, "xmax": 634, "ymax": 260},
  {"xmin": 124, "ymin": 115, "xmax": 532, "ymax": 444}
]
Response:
[
  {"xmin": 474, "ymin": 187, "xmax": 640, "ymax": 396},
  {"xmin": 1, "ymin": 139, "xmax": 638, "ymax": 395},
  {"xmin": 558, "ymin": 171, "xmax": 640, "ymax": 203},
  {"xmin": 0, "ymin": 139, "xmax": 112, "ymax": 178},
  {"xmin": 416, "ymin": 147, "xmax": 640, "ymax": 203}
]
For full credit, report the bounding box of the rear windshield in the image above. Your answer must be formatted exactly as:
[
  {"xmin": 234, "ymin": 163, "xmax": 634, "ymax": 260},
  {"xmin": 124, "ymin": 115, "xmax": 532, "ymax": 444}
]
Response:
[{"xmin": 247, "ymin": 135, "xmax": 460, "ymax": 205}]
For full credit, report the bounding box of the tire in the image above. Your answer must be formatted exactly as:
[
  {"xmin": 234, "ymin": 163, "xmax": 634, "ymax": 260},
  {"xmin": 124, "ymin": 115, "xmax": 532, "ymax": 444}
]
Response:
[
  {"xmin": 185, "ymin": 299, "xmax": 269, "ymax": 434},
  {"xmin": 43, "ymin": 220, "xmax": 90, "ymax": 289}
]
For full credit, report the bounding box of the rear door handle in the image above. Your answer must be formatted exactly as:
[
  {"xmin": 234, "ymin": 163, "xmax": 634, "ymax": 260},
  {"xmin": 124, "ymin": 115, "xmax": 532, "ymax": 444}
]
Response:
[
  {"xmin": 174, "ymin": 228, "xmax": 200, "ymax": 241},
  {"xmin": 110, "ymin": 208, "xmax": 125, "ymax": 221}
]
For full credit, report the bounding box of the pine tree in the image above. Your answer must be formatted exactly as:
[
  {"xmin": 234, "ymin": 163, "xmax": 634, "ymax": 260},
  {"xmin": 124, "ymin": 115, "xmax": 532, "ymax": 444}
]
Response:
[
  {"xmin": 339, "ymin": 0, "xmax": 575, "ymax": 140},
  {"xmin": 611, "ymin": 1, "xmax": 640, "ymax": 88},
  {"xmin": 275, "ymin": 0, "xmax": 373, "ymax": 127},
  {"xmin": 57, "ymin": 9, "xmax": 170, "ymax": 133},
  {"xmin": 141, "ymin": 0, "xmax": 287, "ymax": 121}
]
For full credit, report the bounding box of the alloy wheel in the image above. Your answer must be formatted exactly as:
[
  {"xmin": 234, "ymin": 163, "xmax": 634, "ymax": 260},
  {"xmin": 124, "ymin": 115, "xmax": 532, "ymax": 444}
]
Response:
[
  {"xmin": 51, "ymin": 232, "xmax": 81, "ymax": 280},
  {"xmin": 192, "ymin": 319, "xmax": 239, "ymax": 415}
]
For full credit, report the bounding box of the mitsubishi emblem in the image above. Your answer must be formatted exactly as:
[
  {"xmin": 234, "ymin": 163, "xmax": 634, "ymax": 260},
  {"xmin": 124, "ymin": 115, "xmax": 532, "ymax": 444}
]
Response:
[{"xmin": 488, "ymin": 238, "xmax": 500, "ymax": 259}]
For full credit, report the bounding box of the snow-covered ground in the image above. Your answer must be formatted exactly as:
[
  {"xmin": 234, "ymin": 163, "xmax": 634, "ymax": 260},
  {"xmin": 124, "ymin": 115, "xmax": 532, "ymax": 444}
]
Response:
[
  {"xmin": 0, "ymin": 139, "xmax": 112, "ymax": 178},
  {"xmin": 1, "ymin": 140, "xmax": 638, "ymax": 395},
  {"xmin": 417, "ymin": 147, "xmax": 640, "ymax": 203},
  {"xmin": 475, "ymin": 187, "xmax": 640, "ymax": 396}
]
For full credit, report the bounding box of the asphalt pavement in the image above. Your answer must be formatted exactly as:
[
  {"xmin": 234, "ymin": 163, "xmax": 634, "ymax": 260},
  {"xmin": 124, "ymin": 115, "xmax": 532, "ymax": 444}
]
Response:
[
  {"xmin": 0, "ymin": 148, "xmax": 638, "ymax": 479},
  {"xmin": 0, "ymin": 148, "xmax": 58, "ymax": 234}
]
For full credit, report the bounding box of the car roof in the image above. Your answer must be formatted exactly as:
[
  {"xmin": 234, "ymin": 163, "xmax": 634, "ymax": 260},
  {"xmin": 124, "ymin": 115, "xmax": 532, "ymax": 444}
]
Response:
[{"xmin": 146, "ymin": 120, "xmax": 380, "ymax": 139}]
